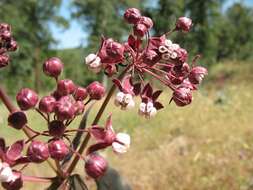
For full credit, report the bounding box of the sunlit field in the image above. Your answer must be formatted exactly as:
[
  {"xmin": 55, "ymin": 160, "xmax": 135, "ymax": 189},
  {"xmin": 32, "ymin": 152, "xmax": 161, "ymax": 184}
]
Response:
[{"xmin": 0, "ymin": 61, "xmax": 253, "ymax": 190}]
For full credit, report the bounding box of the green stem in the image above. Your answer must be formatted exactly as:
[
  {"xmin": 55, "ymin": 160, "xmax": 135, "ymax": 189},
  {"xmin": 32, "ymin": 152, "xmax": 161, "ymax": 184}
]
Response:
[{"xmin": 65, "ymin": 65, "xmax": 131, "ymax": 175}]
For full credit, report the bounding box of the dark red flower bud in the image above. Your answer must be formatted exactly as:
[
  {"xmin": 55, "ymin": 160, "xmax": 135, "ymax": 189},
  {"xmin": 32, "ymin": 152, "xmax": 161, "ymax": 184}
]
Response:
[
  {"xmin": 27, "ymin": 140, "xmax": 49, "ymax": 163},
  {"xmin": 104, "ymin": 64, "xmax": 117, "ymax": 77},
  {"xmin": 74, "ymin": 101, "xmax": 85, "ymax": 115},
  {"xmin": 6, "ymin": 39, "xmax": 18, "ymax": 52},
  {"xmin": 39, "ymin": 96, "xmax": 56, "ymax": 113},
  {"xmin": 138, "ymin": 16, "xmax": 153, "ymax": 29},
  {"xmin": 167, "ymin": 72, "xmax": 184, "ymax": 85},
  {"xmin": 48, "ymin": 139, "xmax": 69, "ymax": 161},
  {"xmin": 85, "ymin": 154, "xmax": 108, "ymax": 179},
  {"xmin": 43, "ymin": 57, "xmax": 63, "ymax": 78},
  {"xmin": 48, "ymin": 120, "xmax": 65, "ymax": 138},
  {"xmin": 133, "ymin": 24, "xmax": 148, "ymax": 38},
  {"xmin": 51, "ymin": 90, "xmax": 62, "ymax": 100},
  {"xmin": 57, "ymin": 79, "xmax": 76, "ymax": 96},
  {"xmin": 0, "ymin": 30, "xmax": 11, "ymax": 41},
  {"xmin": 189, "ymin": 66, "xmax": 208, "ymax": 84},
  {"xmin": 16, "ymin": 88, "xmax": 38, "ymax": 110},
  {"xmin": 87, "ymin": 81, "xmax": 105, "ymax": 100},
  {"xmin": 176, "ymin": 17, "xmax": 192, "ymax": 32},
  {"xmin": 0, "ymin": 54, "xmax": 9, "ymax": 68},
  {"xmin": 54, "ymin": 96, "xmax": 76, "ymax": 120},
  {"xmin": 8, "ymin": 111, "xmax": 27, "ymax": 130},
  {"xmin": 105, "ymin": 41, "xmax": 124, "ymax": 60},
  {"xmin": 2, "ymin": 171, "xmax": 23, "ymax": 190},
  {"xmin": 172, "ymin": 87, "xmax": 192, "ymax": 107},
  {"xmin": 142, "ymin": 49, "xmax": 160, "ymax": 66},
  {"xmin": 124, "ymin": 8, "xmax": 141, "ymax": 24},
  {"xmin": 173, "ymin": 63, "xmax": 190, "ymax": 77},
  {"xmin": 0, "ymin": 23, "xmax": 11, "ymax": 32},
  {"xmin": 73, "ymin": 87, "xmax": 88, "ymax": 101},
  {"xmin": 173, "ymin": 48, "xmax": 188, "ymax": 65}
]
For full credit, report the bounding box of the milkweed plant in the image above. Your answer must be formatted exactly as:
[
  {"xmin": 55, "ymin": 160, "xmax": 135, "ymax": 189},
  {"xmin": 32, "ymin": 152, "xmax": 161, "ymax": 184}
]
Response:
[{"xmin": 0, "ymin": 8, "xmax": 207, "ymax": 190}]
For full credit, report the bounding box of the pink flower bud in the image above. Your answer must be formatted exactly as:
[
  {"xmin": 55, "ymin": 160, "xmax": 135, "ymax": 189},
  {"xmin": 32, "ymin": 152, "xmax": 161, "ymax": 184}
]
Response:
[
  {"xmin": 74, "ymin": 101, "xmax": 85, "ymax": 115},
  {"xmin": 54, "ymin": 96, "xmax": 76, "ymax": 120},
  {"xmin": 27, "ymin": 140, "xmax": 49, "ymax": 163},
  {"xmin": 85, "ymin": 154, "xmax": 108, "ymax": 179},
  {"xmin": 176, "ymin": 17, "xmax": 192, "ymax": 32},
  {"xmin": 6, "ymin": 39, "xmax": 18, "ymax": 52},
  {"xmin": 105, "ymin": 41, "xmax": 124, "ymax": 61},
  {"xmin": 142, "ymin": 49, "xmax": 160, "ymax": 66},
  {"xmin": 8, "ymin": 111, "xmax": 27, "ymax": 130},
  {"xmin": 173, "ymin": 48, "xmax": 188, "ymax": 65},
  {"xmin": 0, "ymin": 54, "xmax": 9, "ymax": 68},
  {"xmin": 133, "ymin": 24, "xmax": 148, "ymax": 38},
  {"xmin": 39, "ymin": 96, "xmax": 56, "ymax": 113},
  {"xmin": 0, "ymin": 23, "xmax": 11, "ymax": 32},
  {"xmin": 2, "ymin": 171, "xmax": 23, "ymax": 190},
  {"xmin": 189, "ymin": 66, "xmax": 208, "ymax": 84},
  {"xmin": 138, "ymin": 16, "xmax": 153, "ymax": 29},
  {"xmin": 172, "ymin": 87, "xmax": 192, "ymax": 107},
  {"xmin": 16, "ymin": 88, "xmax": 38, "ymax": 110},
  {"xmin": 48, "ymin": 139, "xmax": 69, "ymax": 161},
  {"xmin": 43, "ymin": 57, "xmax": 63, "ymax": 78},
  {"xmin": 173, "ymin": 63, "xmax": 190, "ymax": 77},
  {"xmin": 48, "ymin": 120, "xmax": 66, "ymax": 138},
  {"xmin": 87, "ymin": 81, "xmax": 105, "ymax": 100},
  {"xmin": 73, "ymin": 87, "xmax": 88, "ymax": 101},
  {"xmin": 0, "ymin": 30, "xmax": 11, "ymax": 41},
  {"xmin": 124, "ymin": 8, "xmax": 141, "ymax": 24},
  {"xmin": 167, "ymin": 72, "xmax": 184, "ymax": 85},
  {"xmin": 57, "ymin": 79, "xmax": 75, "ymax": 96}
]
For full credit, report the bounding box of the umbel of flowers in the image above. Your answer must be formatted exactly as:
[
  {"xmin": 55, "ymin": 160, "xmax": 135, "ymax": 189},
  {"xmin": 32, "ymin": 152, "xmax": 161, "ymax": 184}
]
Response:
[{"xmin": 0, "ymin": 8, "xmax": 207, "ymax": 190}]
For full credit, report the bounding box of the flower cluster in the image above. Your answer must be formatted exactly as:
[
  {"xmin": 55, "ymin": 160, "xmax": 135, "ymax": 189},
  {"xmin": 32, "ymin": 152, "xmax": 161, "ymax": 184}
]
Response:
[
  {"xmin": 0, "ymin": 23, "xmax": 18, "ymax": 68},
  {"xmin": 0, "ymin": 7, "xmax": 208, "ymax": 190},
  {"xmin": 85, "ymin": 8, "xmax": 208, "ymax": 117}
]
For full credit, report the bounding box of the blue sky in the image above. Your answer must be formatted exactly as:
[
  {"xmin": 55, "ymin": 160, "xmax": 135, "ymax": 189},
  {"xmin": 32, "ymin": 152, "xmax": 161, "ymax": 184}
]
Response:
[{"xmin": 51, "ymin": 0, "xmax": 253, "ymax": 49}]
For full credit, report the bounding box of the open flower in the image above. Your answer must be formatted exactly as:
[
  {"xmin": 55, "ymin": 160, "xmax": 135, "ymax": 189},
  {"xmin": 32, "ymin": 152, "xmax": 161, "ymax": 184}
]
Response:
[
  {"xmin": 85, "ymin": 53, "xmax": 102, "ymax": 73},
  {"xmin": 88, "ymin": 115, "xmax": 130, "ymax": 154},
  {"xmin": 139, "ymin": 84, "xmax": 164, "ymax": 118},
  {"xmin": 113, "ymin": 75, "xmax": 141, "ymax": 110},
  {"xmin": 0, "ymin": 138, "xmax": 28, "ymax": 167}
]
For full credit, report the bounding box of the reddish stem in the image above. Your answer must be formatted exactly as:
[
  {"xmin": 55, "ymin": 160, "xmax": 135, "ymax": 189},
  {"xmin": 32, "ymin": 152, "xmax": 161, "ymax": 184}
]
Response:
[
  {"xmin": 22, "ymin": 175, "xmax": 54, "ymax": 183},
  {"xmin": 65, "ymin": 65, "xmax": 131, "ymax": 176}
]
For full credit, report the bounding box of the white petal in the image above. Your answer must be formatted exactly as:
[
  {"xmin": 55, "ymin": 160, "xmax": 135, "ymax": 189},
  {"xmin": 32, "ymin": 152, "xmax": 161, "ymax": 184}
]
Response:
[
  {"xmin": 126, "ymin": 99, "xmax": 135, "ymax": 109},
  {"xmin": 146, "ymin": 102, "xmax": 154, "ymax": 112},
  {"xmin": 139, "ymin": 102, "xmax": 146, "ymax": 113},
  {"xmin": 112, "ymin": 142, "xmax": 128, "ymax": 154},
  {"xmin": 158, "ymin": 46, "xmax": 168, "ymax": 53},
  {"xmin": 124, "ymin": 94, "xmax": 133, "ymax": 104},
  {"xmin": 162, "ymin": 53, "xmax": 171, "ymax": 60},
  {"xmin": 170, "ymin": 52, "xmax": 178, "ymax": 59},
  {"xmin": 85, "ymin": 53, "xmax": 97, "ymax": 64},
  {"xmin": 116, "ymin": 133, "xmax": 131, "ymax": 147},
  {"xmin": 171, "ymin": 43, "xmax": 180, "ymax": 50},
  {"xmin": 149, "ymin": 107, "xmax": 157, "ymax": 117},
  {"xmin": 165, "ymin": 39, "xmax": 173, "ymax": 47},
  {"xmin": 116, "ymin": 92, "xmax": 125, "ymax": 103},
  {"xmin": 0, "ymin": 166, "xmax": 13, "ymax": 182}
]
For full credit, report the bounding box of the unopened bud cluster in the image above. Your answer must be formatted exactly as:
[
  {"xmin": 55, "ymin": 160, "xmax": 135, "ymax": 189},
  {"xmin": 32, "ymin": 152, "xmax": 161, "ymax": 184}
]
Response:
[{"xmin": 0, "ymin": 23, "xmax": 18, "ymax": 68}]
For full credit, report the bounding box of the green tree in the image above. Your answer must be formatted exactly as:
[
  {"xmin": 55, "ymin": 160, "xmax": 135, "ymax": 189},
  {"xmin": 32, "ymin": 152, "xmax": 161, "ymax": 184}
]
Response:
[
  {"xmin": 220, "ymin": 3, "xmax": 253, "ymax": 60},
  {"xmin": 0, "ymin": 0, "xmax": 68, "ymax": 93}
]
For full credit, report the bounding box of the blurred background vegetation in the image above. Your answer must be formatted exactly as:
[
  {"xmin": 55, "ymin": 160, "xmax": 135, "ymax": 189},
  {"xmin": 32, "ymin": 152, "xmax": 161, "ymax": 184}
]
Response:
[
  {"xmin": 1, "ymin": 1, "xmax": 253, "ymax": 190},
  {"xmin": 0, "ymin": 0, "xmax": 252, "ymax": 94}
]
